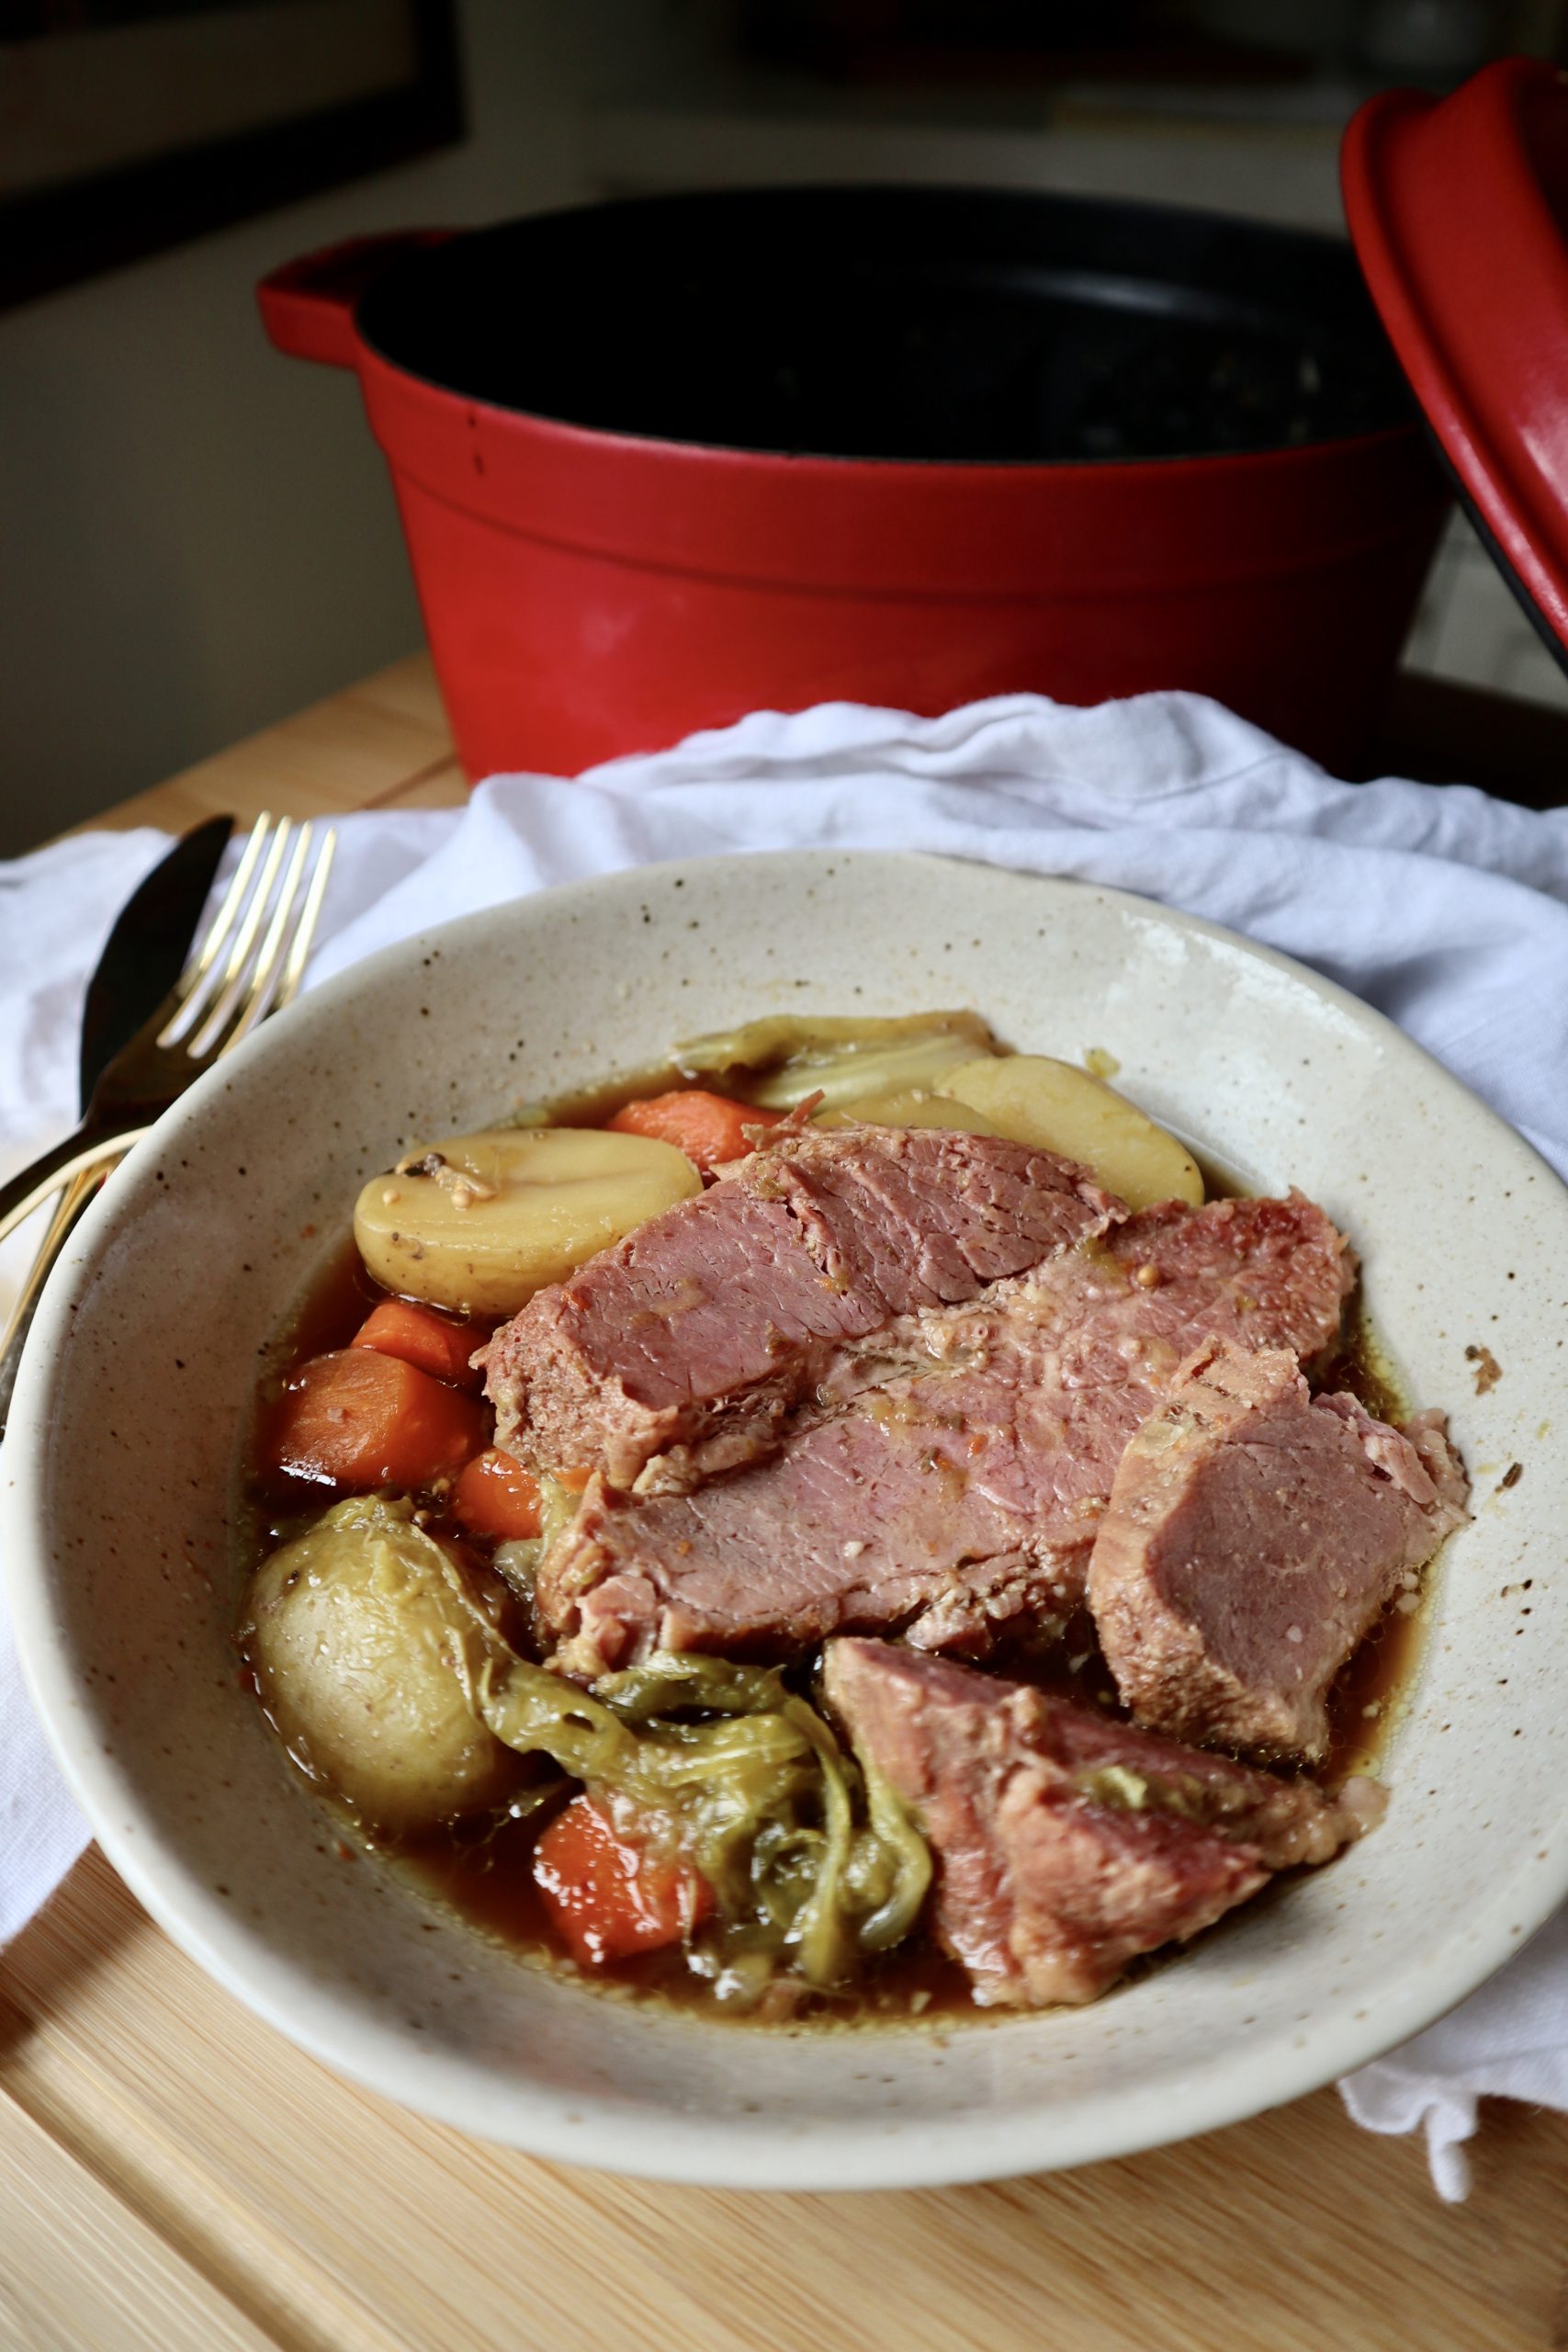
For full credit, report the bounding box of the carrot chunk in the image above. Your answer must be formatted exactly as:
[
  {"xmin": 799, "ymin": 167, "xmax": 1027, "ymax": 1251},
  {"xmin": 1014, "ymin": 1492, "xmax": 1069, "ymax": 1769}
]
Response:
[
  {"xmin": 452, "ymin": 1448, "xmax": 543, "ymax": 1542},
  {"xmin": 270, "ymin": 1350, "xmax": 487, "ymax": 1490},
  {"xmin": 533, "ymin": 1792, "xmax": 711, "ymax": 1967},
  {"xmin": 352, "ymin": 1297, "xmax": 486, "ymax": 1390},
  {"xmin": 606, "ymin": 1089, "xmax": 783, "ymax": 1173}
]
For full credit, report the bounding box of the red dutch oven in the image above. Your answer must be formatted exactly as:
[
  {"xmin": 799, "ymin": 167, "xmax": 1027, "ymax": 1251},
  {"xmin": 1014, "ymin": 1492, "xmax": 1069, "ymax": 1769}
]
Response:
[
  {"xmin": 261, "ymin": 179, "xmax": 1449, "ymax": 778},
  {"xmin": 1344, "ymin": 56, "xmax": 1568, "ymax": 671}
]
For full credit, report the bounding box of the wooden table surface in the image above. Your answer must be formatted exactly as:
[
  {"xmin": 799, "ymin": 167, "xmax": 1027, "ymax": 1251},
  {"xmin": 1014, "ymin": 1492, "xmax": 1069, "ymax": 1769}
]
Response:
[{"xmin": 8, "ymin": 652, "xmax": 1568, "ymax": 2352}]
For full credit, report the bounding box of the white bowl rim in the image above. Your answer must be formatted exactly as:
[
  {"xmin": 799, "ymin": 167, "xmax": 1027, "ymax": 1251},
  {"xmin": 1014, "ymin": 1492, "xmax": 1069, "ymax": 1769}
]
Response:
[{"xmin": 6, "ymin": 845, "xmax": 1565, "ymax": 2189}]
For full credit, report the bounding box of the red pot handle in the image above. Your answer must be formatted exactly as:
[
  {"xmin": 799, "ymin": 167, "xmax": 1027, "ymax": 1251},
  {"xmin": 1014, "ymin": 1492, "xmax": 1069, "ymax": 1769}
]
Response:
[{"xmin": 257, "ymin": 229, "xmax": 457, "ymax": 368}]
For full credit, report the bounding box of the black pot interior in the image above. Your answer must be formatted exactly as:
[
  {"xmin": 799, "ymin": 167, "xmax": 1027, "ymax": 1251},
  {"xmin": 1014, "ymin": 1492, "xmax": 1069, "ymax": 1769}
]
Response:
[{"xmin": 356, "ymin": 185, "xmax": 1416, "ymax": 464}]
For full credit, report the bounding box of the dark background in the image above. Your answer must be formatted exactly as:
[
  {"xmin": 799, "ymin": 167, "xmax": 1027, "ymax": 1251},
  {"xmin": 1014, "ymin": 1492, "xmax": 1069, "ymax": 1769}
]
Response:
[{"xmin": 3, "ymin": 0, "xmax": 1564, "ymax": 851}]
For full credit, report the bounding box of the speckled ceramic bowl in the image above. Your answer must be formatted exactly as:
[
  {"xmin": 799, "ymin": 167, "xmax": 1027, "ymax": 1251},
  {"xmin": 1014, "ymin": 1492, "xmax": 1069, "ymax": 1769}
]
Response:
[{"xmin": 6, "ymin": 851, "xmax": 1566, "ymax": 2188}]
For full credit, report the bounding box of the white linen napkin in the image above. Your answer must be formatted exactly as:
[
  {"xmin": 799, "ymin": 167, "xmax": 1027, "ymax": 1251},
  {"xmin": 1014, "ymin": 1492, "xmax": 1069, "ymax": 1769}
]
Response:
[{"xmin": 6, "ymin": 685, "xmax": 1568, "ymax": 2197}]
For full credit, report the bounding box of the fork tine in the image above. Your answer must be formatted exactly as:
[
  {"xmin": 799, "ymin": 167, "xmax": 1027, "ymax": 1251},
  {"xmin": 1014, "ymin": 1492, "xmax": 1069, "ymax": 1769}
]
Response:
[
  {"xmin": 275, "ymin": 826, "xmax": 336, "ymax": 1011},
  {"xmin": 17, "ymin": 817, "xmax": 327, "ymax": 1206},
  {"xmin": 275, "ymin": 828, "xmax": 335, "ymax": 1011},
  {"xmin": 228, "ymin": 823, "xmax": 313, "ymax": 1045},
  {"xmin": 201, "ymin": 820, "xmax": 337, "ymax": 1057},
  {"xmin": 160, "ymin": 812, "xmax": 272, "ymax": 1042},
  {"xmin": 184, "ymin": 820, "xmax": 292, "ymax": 1058},
  {"xmin": 4, "ymin": 812, "xmax": 337, "ymax": 1434}
]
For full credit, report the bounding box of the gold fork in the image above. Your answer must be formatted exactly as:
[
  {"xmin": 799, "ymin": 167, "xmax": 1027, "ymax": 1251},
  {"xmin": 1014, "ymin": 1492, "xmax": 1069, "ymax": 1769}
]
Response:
[{"xmin": 0, "ymin": 813, "xmax": 337, "ymax": 1422}]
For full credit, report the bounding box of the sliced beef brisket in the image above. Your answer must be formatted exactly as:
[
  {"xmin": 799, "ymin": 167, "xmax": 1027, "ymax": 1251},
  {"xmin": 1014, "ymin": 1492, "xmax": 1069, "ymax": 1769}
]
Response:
[
  {"xmin": 543, "ymin": 1193, "xmax": 1354, "ymax": 1674},
  {"xmin": 1088, "ymin": 1340, "xmax": 1468, "ymax": 1761},
  {"xmin": 814, "ymin": 1189, "xmax": 1355, "ymax": 1413},
  {"xmin": 485, "ymin": 1125, "xmax": 1120, "ymax": 1490},
  {"xmin": 823, "ymin": 1638, "xmax": 1380, "ymax": 2007}
]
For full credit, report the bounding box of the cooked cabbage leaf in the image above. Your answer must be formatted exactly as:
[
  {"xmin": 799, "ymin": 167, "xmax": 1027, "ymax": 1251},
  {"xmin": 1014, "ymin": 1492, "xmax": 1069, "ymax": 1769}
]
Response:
[
  {"xmin": 671, "ymin": 1011, "xmax": 998, "ymax": 1112},
  {"xmin": 477, "ymin": 1647, "xmax": 931, "ymax": 1993},
  {"xmin": 256, "ymin": 1499, "xmax": 932, "ymax": 1994}
]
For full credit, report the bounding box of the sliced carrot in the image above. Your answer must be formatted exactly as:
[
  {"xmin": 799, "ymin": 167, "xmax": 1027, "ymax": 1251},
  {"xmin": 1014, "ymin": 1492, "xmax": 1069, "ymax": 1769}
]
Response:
[
  {"xmin": 352, "ymin": 1297, "xmax": 486, "ymax": 1391},
  {"xmin": 533, "ymin": 1792, "xmax": 712, "ymax": 1968},
  {"xmin": 555, "ymin": 1464, "xmax": 594, "ymax": 1495},
  {"xmin": 270, "ymin": 1349, "xmax": 487, "ymax": 1490},
  {"xmin": 606, "ymin": 1088, "xmax": 784, "ymax": 1173},
  {"xmin": 452, "ymin": 1448, "xmax": 543, "ymax": 1542}
]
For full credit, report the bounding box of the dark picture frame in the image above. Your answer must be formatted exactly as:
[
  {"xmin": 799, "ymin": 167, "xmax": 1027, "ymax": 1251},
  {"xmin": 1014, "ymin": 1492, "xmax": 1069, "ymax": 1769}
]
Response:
[{"xmin": 1, "ymin": 0, "xmax": 463, "ymax": 311}]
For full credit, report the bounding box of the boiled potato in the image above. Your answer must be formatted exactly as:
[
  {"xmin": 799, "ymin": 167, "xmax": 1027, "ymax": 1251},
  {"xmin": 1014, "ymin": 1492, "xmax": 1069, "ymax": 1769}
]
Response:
[
  {"xmin": 815, "ymin": 1086, "xmax": 1005, "ymax": 1136},
  {"xmin": 354, "ymin": 1127, "xmax": 701, "ymax": 1317},
  {"xmin": 241, "ymin": 1496, "xmax": 520, "ymax": 1833},
  {"xmin": 937, "ymin": 1056, "xmax": 1203, "ymax": 1210},
  {"xmin": 672, "ymin": 1011, "xmax": 998, "ymax": 1112}
]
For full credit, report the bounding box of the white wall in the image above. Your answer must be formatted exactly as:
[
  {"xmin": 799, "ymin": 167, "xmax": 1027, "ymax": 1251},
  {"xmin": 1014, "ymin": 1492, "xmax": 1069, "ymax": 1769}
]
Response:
[{"xmin": 0, "ymin": 0, "xmax": 592, "ymax": 854}]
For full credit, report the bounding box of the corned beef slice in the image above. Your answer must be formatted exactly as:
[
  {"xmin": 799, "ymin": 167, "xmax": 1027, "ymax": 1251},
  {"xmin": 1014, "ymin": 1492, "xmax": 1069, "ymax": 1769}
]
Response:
[
  {"xmin": 543, "ymin": 1193, "xmax": 1354, "ymax": 1673},
  {"xmin": 486, "ymin": 1126, "xmax": 1120, "ymax": 1489},
  {"xmin": 1089, "ymin": 1340, "xmax": 1469, "ymax": 1762},
  {"xmin": 822, "ymin": 1638, "xmax": 1379, "ymax": 2007}
]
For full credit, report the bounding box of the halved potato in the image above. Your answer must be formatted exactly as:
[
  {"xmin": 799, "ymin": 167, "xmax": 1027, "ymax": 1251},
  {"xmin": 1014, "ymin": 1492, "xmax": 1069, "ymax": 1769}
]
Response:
[
  {"xmin": 354, "ymin": 1127, "xmax": 701, "ymax": 1317},
  {"xmin": 815, "ymin": 1086, "xmax": 1005, "ymax": 1136},
  {"xmin": 241, "ymin": 1496, "xmax": 520, "ymax": 1833},
  {"xmin": 937, "ymin": 1056, "xmax": 1202, "ymax": 1210}
]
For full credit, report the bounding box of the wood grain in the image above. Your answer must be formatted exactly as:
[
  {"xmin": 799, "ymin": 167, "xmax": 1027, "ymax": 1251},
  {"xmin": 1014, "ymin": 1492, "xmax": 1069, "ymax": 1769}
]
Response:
[
  {"xmin": 4, "ymin": 1852, "xmax": 1566, "ymax": 2352},
  {"xmin": 81, "ymin": 653, "xmax": 463, "ymax": 836},
  {"xmin": 0, "ymin": 2083, "xmax": 274, "ymax": 2352},
  {"xmin": 10, "ymin": 655, "xmax": 1568, "ymax": 2350}
]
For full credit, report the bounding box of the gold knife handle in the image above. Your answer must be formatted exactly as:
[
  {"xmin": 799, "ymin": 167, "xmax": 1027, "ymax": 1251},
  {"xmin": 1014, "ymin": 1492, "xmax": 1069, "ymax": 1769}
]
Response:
[
  {"xmin": 0, "ymin": 1163, "xmax": 115, "ymax": 1442},
  {"xmin": 0, "ymin": 1126, "xmax": 147, "ymax": 1252}
]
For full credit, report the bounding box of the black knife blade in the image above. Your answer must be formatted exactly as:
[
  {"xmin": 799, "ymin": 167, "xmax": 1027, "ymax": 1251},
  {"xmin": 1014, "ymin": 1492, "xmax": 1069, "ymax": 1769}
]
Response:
[
  {"xmin": 76, "ymin": 814, "xmax": 232, "ymax": 1116},
  {"xmin": 0, "ymin": 813, "xmax": 234, "ymax": 1442}
]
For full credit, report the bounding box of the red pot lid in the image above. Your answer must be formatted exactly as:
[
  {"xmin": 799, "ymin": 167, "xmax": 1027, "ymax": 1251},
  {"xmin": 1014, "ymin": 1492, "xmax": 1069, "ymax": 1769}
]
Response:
[{"xmin": 1343, "ymin": 55, "xmax": 1568, "ymax": 670}]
